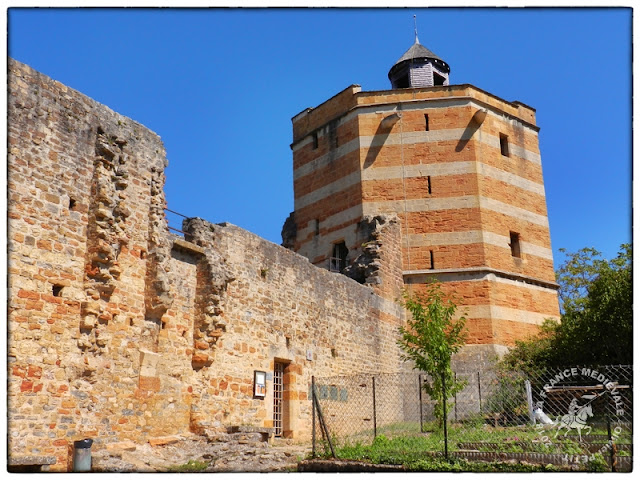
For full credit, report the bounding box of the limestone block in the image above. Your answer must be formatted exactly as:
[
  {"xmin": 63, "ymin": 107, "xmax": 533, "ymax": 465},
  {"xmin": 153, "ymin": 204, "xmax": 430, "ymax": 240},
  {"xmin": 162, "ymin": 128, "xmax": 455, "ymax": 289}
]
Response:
[
  {"xmin": 80, "ymin": 315, "xmax": 97, "ymax": 329},
  {"xmin": 148, "ymin": 436, "xmax": 181, "ymax": 447},
  {"xmin": 139, "ymin": 350, "xmax": 161, "ymax": 378},
  {"xmin": 105, "ymin": 440, "xmax": 137, "ymax": 453}
]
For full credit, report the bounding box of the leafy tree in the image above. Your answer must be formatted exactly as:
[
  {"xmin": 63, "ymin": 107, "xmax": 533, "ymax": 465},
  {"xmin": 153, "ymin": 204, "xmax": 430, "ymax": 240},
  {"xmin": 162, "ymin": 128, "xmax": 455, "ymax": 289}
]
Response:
[
  {"xmin": 501, "ymin": 244, "xmax": 632, "ymax": 370},
  {"xmin": 497, "ymin": 318, "xmax": 558, "ymax": 375},
  {"xmin": 398, "ymin": 282, "xmax": 468, "ymax": 424},
  {"xmin": 556, "ymin": 243, "xmax": 632, "ymax": 364},
  {"xmin": 555, "ymin": 246, "xmax": 609, "ymax": 314}
]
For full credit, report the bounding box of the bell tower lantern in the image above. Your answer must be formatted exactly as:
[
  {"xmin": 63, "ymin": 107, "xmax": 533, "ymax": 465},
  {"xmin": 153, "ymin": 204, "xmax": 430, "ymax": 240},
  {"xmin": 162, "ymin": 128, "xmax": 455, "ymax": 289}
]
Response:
[{"xmin": 388, "ymin": 30, "xmax": 450, "ymax": 89}]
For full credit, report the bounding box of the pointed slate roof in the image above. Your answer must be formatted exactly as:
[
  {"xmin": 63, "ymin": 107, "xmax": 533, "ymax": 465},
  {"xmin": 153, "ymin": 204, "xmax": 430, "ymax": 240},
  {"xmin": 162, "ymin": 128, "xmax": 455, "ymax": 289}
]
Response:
[
  {"xmin": 393, "ymin": 40, "xmax": 445, "ymax": 66},
  {"xmin": 388, "ymin": 35, "xmax": 451, "ymax": 87}
]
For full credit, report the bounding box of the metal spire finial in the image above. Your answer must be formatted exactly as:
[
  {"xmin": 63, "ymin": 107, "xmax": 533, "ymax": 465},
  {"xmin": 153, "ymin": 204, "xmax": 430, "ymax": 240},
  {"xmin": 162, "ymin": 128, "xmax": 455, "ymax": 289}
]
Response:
[{"xmin": 414, "ymin": 15, "xmax": 419, "ymax": 44}]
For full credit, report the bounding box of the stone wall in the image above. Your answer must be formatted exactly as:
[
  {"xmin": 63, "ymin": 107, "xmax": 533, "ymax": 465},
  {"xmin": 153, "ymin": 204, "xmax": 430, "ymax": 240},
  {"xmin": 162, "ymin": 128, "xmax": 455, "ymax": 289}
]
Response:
[
  {"xmin": 181, "ymin": 218, "xmax": 406, "ymax": 439},
  {"xmin": 8, "ymin": 58, "xmax": 174, "ymax": 471},
  {"xmin": 7, "ymin": 59, "xmax": 407, "ymax": 471}
]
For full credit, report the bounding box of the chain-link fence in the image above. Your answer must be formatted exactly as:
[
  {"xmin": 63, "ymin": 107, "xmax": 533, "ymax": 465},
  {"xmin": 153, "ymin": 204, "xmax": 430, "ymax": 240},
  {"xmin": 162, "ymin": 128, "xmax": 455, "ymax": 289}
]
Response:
[{"xmin": 312, "ymin": 365, "xmax": 632, "ymax": 471}]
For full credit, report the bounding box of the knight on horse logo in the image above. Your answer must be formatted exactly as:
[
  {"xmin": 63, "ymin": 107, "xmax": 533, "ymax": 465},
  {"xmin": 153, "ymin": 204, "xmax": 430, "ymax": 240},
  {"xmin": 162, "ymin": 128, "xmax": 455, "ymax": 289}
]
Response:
[{"xmin": 554, "ymin": 392, "xmax": 606, "ymax": 441}]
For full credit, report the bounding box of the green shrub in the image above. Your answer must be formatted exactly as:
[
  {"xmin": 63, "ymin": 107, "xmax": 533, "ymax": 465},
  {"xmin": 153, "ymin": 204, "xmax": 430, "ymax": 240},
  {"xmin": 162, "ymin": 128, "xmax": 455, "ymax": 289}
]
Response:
[
  {"xmin": 586, "ymin": 453, "xmax": 609, "ymax": 472},
  {"xmin": 406, "ymin": 458, "xmax": 561, "ymax": 472}
]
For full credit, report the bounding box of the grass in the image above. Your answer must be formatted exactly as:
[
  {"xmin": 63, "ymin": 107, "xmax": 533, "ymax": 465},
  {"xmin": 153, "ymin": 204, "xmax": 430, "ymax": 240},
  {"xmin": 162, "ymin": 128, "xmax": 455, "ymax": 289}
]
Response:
[
  {"xmin": 319, "ymin": 423, "xmax": 625, "ymax": 472},
  {"xmin": 406, "ymin": 458, "xmax": 564, "ymax": 472},
  {"xmin": 335, "ymin": 422, "xmax": 613, "ymax": 455},
  {"xmin": 167, "ymin": 460, "xmax": 209, "ymax": 472},
  {"xmin": 336, "ymin": 418, "xmax": 631, "ymax": 450},
  {"xmin": 325, "ymin": 435, "xmax": 567, "ymax": 472}
]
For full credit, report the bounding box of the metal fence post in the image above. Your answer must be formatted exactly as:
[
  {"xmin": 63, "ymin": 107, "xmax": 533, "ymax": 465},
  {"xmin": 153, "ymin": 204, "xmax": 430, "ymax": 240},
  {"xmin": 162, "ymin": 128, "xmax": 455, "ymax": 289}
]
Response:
[
  {"xmin": 372, "ymin": 376, "xmax": 377, "ymax": 439},
  {"xmin": 311, "ymin": 376, "xmax": 316, "ymax": 458},
  {"xmin": 441, "ymin": 370, "xmax": 448, "ymax": 460},
  {"xmin": 477, "ymin": 371, "xmax": 482, "ymax": 413},
  {"xmin": 313, "ymin": 381, "xmax": 336, "ymax": 458},
  {"xmin": 454, "ymin": 372, "xmax": 458, "ymax": 423},
  {"xmin": 607, "ymin": 415, "xmax": 616, "ymax": 472},
  {"xmin": 418, "ymin": 374, "xmax": 424, "ymax": 433},
  {"xmin": 525, "ymin": 380, "xmax": 535, "ymax": 425}
]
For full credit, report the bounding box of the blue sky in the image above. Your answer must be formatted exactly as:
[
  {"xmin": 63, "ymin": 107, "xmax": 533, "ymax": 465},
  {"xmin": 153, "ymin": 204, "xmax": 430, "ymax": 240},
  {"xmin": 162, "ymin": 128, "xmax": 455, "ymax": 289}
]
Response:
[{"xmin": 7, "ymin": 7, "xmax": 632, "ymax": 267}]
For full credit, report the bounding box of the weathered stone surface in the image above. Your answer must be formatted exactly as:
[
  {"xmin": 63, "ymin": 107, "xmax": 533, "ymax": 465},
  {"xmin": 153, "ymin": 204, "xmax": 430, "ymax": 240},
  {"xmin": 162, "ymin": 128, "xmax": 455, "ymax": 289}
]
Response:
[
  {"xmin": 7, "ymin": 59, "xmax": 407, "ymax": 472},
  {"xmin": 148, "ymin": 435, "xmax": 182, "ymax": 447},
  {"xmin": 8, "ymin": 455, "xmax": 57, "ymax": 466},
  {"xmin": 92, "ymin": 434, "xmax": 309, "ymax": 473},
  {"xmin": 280, "ymin": 211, "xmax": 297, "ymax": 250},
  {"xmin": 105, "ymin": 440, "xmax": 137, "ymax": 452},
  {"xmin": 343, "ymin": 214, "xmax": 403, "ymax": 301}
]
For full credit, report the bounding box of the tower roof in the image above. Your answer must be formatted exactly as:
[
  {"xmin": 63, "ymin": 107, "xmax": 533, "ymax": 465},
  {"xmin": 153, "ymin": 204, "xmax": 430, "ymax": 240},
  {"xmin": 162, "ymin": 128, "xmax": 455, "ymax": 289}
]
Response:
[
  {"xmin": 388, "ymin": 37, "xmax": 451, "ymax": 89},
  {"xmin": 392, "ymin": 40, "xmax": 445, "ymax": 67}
]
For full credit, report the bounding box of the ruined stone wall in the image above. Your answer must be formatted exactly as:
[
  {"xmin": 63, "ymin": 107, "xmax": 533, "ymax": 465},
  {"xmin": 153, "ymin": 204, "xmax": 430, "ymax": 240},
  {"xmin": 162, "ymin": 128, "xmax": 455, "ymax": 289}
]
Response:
[
  {"xmin": 7, "ymin": 58, "xmax": 180, "ymax": 470},
  {"xmin": 7, "ymin": 60, "xmax": 407, "ymax": 470},
  {"xmin": 343, "ymin": 214, "xmax": 404, "ymax": 301},
  {"xmin": 181, "ymin": 218, "xmax": 406, "ymax": 440}
]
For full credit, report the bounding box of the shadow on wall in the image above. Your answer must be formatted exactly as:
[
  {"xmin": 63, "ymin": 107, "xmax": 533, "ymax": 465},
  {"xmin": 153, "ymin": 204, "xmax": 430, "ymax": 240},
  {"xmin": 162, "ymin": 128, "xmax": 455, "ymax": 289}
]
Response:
[
  {"xmin": 455, "ymin": 110, "xmax": 487, "ymax": 152},
  {"xmin": 363, "ymin": 120, "xmax": 397, "ymax": 169}
]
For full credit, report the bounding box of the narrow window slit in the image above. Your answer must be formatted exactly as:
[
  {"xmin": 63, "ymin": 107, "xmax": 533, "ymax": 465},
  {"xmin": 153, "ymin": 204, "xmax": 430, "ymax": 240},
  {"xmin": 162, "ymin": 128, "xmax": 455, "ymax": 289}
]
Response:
[
  {"xmin": 510, "ymin": 231, "xmax": 521, "ymax": 258},
  {"xmin": 500, "ymin": 134, "xmax": 510, "ymax": 157}
]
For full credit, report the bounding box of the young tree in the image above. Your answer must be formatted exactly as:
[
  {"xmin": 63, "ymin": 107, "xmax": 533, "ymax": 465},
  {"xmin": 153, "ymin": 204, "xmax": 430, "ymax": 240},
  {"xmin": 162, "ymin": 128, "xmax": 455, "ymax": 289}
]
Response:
[{"xmin": 398, "ymin": 281, "xmax": 468, "ymax": 424}]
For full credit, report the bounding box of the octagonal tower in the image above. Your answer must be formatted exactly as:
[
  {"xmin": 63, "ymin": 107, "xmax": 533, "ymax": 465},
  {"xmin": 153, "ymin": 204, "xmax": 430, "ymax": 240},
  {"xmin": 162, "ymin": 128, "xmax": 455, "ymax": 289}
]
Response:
[{"xmin": 284, "ymin": 38, "xmax": 560, "ymax": 361}]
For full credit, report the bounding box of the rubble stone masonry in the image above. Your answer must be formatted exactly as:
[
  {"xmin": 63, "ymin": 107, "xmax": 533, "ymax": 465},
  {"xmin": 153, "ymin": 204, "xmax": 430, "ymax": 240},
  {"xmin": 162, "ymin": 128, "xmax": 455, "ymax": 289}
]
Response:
[{"xmin": 7, "ymin": 59, "xmax": 407, "ymax": 470}]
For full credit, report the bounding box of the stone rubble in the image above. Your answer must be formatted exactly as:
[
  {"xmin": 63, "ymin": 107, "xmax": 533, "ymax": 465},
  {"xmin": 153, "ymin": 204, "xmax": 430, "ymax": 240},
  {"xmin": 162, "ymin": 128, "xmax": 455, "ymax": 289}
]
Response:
[{"xmin": 92, "ymin": 433, "xmax": 310, "ymax": 473}]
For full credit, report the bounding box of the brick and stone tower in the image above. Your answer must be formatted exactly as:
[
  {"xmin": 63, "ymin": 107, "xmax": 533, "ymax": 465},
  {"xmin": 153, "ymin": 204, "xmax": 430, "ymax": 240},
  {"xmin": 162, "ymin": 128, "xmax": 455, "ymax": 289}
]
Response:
[{"xmin": 284, "ymin": 38, "xmax": 560, "ymax": 361}]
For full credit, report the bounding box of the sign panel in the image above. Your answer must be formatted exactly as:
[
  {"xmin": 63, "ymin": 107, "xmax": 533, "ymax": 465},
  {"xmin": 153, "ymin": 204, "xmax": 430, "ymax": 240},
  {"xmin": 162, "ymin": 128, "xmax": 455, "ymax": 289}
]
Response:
[{"xmin": 254, "ymin": 370, "xmax": 267, "ymax": 397}]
